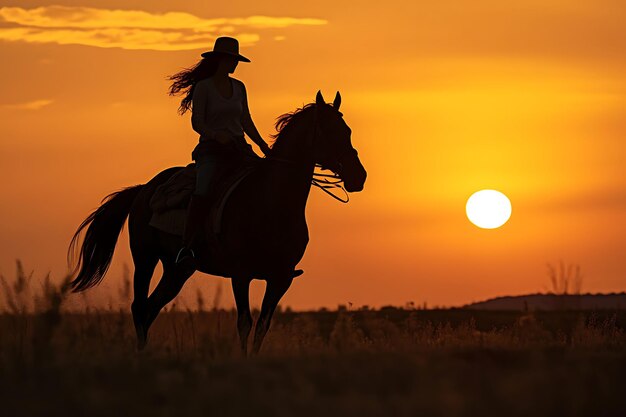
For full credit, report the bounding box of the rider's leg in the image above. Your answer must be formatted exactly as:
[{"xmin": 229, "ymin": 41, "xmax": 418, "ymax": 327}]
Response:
[{"xmin": 176, "ymin": 153, "xmax": 218, "ymax": 265}]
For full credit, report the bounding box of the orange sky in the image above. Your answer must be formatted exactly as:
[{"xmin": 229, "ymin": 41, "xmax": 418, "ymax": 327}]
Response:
[{"xmin": 1, "ymin": 1, "xmax": 625, "ymax": 310}]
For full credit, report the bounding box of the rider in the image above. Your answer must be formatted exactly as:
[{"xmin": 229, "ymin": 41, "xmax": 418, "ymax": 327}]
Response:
[{"xmin": 168, "ymin": 36, "xmax": 272, "ymax": 267}]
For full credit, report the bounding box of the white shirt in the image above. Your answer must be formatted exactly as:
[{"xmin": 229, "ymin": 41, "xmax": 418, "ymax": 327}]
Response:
[{"xmin": 191, "ymin": 76, "xmax": 248, "ymax": 141}]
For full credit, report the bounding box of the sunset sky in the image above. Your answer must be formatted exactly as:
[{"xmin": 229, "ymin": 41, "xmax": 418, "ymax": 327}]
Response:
[{"xmin": 1, "ymin": 1, "xmax": 624, "ymax": 310}]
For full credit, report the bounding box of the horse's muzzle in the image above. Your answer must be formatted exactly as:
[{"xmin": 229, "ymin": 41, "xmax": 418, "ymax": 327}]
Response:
[{"xmin": 342, "ymin": 154, "xmax": 367, "ymax": 193}]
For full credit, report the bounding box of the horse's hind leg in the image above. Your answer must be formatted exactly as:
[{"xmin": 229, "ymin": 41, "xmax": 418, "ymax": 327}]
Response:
[
  {"xmin": 143, "ymin": 260, "xmax": 194, "ymax": 340},
  {"xmin": 231, "ymin": 276, "xmax": 253, "ymax": 356},
  {"xmin": 130, "ymin": 251, "xmax": 159, "ymax": 350}
]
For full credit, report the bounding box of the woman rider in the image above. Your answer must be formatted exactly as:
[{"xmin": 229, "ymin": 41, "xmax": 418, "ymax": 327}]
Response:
[{"xmin": 168, "ymin": 36, "xmax": 272, "ymax": 267}]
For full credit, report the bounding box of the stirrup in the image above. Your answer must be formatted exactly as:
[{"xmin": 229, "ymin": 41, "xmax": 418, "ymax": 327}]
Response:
[{"xmin": 175, "ymin": 247, "xmax": 195, "ymax": 264}]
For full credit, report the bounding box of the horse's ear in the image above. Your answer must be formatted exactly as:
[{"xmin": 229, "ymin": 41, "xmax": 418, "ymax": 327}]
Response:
[
  {"xmin": 316, "ymin": 90, "xmax": 325, "ymax": 106},
  {"xmin": 333, "ymin": 91, "xmax": 341, "ymax": 110}
]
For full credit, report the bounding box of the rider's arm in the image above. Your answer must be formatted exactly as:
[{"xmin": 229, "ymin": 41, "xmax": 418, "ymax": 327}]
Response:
[
  {"xmin": 239, "ymin": 81, "xmax": 272, "ymax": 155},
  {"xmin": 191, "ymin": 79, "xmax": 216, "ymax": 142}
]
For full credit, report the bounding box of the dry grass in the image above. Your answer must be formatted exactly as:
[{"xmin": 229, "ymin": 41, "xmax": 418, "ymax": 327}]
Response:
[{"xmin": 1, "ymin": 262, "xmax": 625, "ymax": 417}]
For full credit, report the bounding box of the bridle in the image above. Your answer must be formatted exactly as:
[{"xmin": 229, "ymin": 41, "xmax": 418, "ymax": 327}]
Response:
[{"xmin": 265, "ymin": 106, "xmax": 356, "ymax": 203}]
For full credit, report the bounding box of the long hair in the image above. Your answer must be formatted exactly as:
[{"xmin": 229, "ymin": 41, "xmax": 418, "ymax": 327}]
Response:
[{"xmin": 167, "ymin": 54, "xmax": 220, "ymax": 115}]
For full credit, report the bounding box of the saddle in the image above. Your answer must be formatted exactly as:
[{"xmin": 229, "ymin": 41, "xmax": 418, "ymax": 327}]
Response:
[{"xmin": 148, "ymin": 155, "xmax": 259, "ymax": 237}]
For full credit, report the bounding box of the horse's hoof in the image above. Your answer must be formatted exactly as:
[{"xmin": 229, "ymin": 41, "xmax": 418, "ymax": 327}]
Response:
[
  {"xmin": 135, "ymin": 324, "xmax": 148, "ymax": 351},
  {"xmin": 131, "ymin": 304, "xmax": 149, "ymax": 351},
  {"xmin": 137, "ymin": 338, "xmax": 147, "ymax": 351},
  {"xmin": 137, "ymin": 335, "xmax": 148, "ymax": 351}
]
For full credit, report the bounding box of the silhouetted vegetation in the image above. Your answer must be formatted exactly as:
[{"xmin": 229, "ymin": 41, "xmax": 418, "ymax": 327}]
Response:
[
  {"xmin": 546, "ymin": 261, "xmax": 584, "ymax": 295},
  {"xmin": 1, "ymin": 263, "xmax": 625, "ymax": 416}
]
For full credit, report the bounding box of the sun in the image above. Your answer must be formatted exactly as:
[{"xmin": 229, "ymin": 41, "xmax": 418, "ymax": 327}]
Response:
[{"xmin": 465, "ymin": 190, "xmax": 512, "ymax": 229}]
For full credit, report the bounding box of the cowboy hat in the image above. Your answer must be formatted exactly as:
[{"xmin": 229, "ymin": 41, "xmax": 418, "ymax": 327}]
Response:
[{"xmin": 201, "ymin": 37, "xmax": 251, "ymax": 62}]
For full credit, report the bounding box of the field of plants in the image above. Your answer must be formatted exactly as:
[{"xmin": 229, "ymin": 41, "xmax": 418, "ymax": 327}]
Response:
[{"xmin": 1, "ymin": 264, "xmax": 625, "ymax": 417}]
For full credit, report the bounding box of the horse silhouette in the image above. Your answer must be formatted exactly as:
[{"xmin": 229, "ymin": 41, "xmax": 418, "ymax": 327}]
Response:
[{"xmin": 67, "ymin": 91, "xmax": 367, "ymax": 354}]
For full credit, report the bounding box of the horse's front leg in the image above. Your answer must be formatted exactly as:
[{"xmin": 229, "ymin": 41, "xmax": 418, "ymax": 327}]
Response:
[
  {"xmin": 231, "ymin": 276, "xmax": 253, "ymax": 356},
  {"xmin": 252, "ymin": 272, "xmax": 293, "ymax": 354}
]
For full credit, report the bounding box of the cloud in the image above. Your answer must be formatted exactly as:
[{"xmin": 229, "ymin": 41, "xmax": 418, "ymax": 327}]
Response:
[
  {"xmin": 0, "ymin": 6, "xmax": 327, "ymax": 51},
  {"xmin": 0, "ymin": 27, "xmax": 260, "ymax": 51},
  {"xmin": 2, "ymin": 99, "xmax": 53, "ymax": 110}
]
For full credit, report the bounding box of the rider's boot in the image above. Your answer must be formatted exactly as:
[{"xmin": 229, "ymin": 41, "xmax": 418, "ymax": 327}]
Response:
[{"xmin": 176, "ymin": 194, "xmax": 211, "ymax": 269}]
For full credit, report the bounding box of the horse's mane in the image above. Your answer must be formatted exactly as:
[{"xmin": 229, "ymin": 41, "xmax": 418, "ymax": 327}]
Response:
[{"xmin": 269, "ymin": 102, "xmax": 317, "ymax": 146}]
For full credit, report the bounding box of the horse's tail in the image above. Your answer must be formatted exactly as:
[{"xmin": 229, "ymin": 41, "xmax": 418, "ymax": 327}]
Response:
[{"xmin": 67, "ymin": 185, "xmax": 144, "ymax": 292}]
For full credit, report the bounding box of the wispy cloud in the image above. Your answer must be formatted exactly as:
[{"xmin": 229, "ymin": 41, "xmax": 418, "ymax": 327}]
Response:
[
  {"xmin": 0, "ymin": 6, "xmax": 327, "ymax": 51},
  {"xmin": 2, "ymin": 99, "xmax": 54, "ymax": 110},
  {"xmin": 0, "ymin": 27, "xmax": 260, "ymax": 51}
]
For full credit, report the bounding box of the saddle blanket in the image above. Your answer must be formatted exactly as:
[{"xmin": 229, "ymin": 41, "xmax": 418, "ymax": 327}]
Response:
[{"xmin": 148, "ymin": 163, "xmax": 256, "ymax": 236}]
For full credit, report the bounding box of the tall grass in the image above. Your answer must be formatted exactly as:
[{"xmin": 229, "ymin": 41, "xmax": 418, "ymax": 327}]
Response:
[
  {"xmin": 1, "ymin": 262, "xmax": 625, "ymax": 416},
  {"xmin": 1, "ymin": 260, "xmax": 72, "ymax": 365},
  {"xmin": 1, "ymin": 261, "xmax": 625, "ymax": 364}
]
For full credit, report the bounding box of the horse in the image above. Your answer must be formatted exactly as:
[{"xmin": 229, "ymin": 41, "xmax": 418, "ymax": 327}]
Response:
[{"xmin": 67, "ymin": 90, "xmax": 367, "ymax": 355}]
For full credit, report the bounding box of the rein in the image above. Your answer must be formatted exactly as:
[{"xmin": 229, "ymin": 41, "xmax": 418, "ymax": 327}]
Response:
[
  {"xmin": 312, "ymin": 165, "xmax": 349, "ymax": 203},
  {"xmin": 263, "ymin": 157, "xmax": 350, "ymax": 204}
]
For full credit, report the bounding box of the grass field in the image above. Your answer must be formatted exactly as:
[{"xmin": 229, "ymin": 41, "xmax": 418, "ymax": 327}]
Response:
[{"xmin": 1, "ymin": 267, "xmax": 626, "ymax": 416}]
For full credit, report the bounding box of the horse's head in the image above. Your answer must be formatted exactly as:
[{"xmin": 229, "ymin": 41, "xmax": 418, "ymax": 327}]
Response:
[{"xmin": 312, "ymin": 91, "xmax": 367, "ymax": 192}]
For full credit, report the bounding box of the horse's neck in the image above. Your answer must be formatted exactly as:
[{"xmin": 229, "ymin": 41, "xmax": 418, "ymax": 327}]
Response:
[{"xmin": 265, "ymin": 119, "xmax": 315, "ymax": 216}]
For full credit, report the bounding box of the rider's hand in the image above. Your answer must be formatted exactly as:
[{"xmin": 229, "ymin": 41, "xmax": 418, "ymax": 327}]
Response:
[{"xmin": 214, "ymin": 131, "xmax": 233, "ymax": 145}]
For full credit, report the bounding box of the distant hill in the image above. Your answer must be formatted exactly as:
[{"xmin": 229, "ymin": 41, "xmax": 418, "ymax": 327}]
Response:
[{"xmin": 464, "ymin": 293, "xmax": 626, "ymax": 311}]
